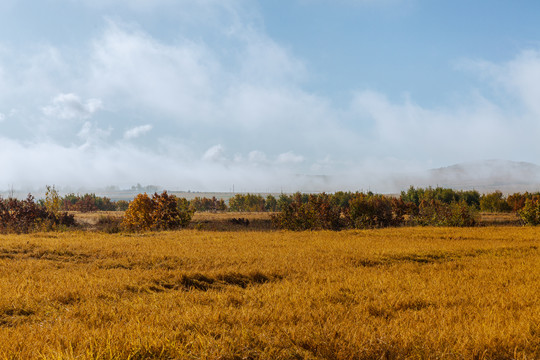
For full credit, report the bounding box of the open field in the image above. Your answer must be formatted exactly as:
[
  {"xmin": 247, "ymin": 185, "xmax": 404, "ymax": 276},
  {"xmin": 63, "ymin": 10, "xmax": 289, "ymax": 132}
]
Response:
[
  {"xmin": 72, "ymin": 211, "xmax": 523, "ymax": 232},
  {"xmin": 0, "ymin": 227, "xmax": 538, "ymax": 359},
  {"xmin": 72, "ymin": 211, "xmax": 276, "ymax": 232}
]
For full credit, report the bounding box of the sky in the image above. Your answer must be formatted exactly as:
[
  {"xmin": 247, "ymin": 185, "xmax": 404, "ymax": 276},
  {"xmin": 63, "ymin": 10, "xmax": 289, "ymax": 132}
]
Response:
[{"xmin": 1, "ymin": 0, "xmax": 540, "ymax": 192}]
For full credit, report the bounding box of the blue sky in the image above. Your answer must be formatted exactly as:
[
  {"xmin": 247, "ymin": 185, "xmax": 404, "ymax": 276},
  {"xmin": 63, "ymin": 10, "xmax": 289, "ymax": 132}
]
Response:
[{"xmin": 1, "ymin": 0, "xmax": 540, "ymax": 192}]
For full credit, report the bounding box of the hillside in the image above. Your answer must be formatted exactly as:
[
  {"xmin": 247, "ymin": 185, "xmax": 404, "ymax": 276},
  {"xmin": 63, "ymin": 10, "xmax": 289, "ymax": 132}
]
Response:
[{"xmin": 426, "ymin": 160, "xmax": 540, "ymax": 193}]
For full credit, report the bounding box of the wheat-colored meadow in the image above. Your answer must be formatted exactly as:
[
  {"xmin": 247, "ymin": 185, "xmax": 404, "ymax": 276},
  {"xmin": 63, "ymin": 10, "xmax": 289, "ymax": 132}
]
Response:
[{"xmin": 0, "ymin": 227, "xmax": 538, "ymax": 359}]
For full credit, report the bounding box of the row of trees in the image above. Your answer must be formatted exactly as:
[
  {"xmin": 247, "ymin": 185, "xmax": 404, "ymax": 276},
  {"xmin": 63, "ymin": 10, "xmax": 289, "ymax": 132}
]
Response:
[
  {"xmin": 59, "ymin": 193, "xmax": 129, "ymax": 212},
  {"xmin": 478, "ymin": 191, "xmax": 540, "ymax": 213},
  {"xmin": 3, "ymin": 187, "xmax": 540, "ymax": 233},
  {"xmin": 271, "ymin": 192, "xmax": 477, "ymax": 231},
  {"xmin": 0, "ymin": 194, "xmax": 75, "ymax": 233},
  {"xmin": 183, "ymin": 188, "xmax": 540, "ymax": 215},
  {"xmin": 35, "ymin": 186, "xmax": 130, "ymax": 212},
  {"xmin": 190, "ymin": 193, "xmax": 289, "ymax": 212},
  {"xmin": 15, "ymin": 186, "xmax": 540, "ymax": 215}
]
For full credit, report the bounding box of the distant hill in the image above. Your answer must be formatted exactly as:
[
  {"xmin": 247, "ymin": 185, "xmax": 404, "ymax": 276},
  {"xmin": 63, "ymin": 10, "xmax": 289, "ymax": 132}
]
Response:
[{"xmin": 426, "ymin": 160, "xmax": 540, "ymax": 193}]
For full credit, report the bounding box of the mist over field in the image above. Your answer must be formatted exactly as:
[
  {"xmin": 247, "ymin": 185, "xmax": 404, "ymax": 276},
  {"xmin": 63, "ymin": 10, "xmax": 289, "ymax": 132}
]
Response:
[{"xmin": 1, "ymin": 1, "xmax": 540, "ymax": 192}]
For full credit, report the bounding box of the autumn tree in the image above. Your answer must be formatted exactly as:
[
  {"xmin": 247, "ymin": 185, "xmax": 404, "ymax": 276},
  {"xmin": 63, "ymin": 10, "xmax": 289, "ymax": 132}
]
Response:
[{"xmin": 123, "ymin": 192, "xmax": 194, "ymax": 231}]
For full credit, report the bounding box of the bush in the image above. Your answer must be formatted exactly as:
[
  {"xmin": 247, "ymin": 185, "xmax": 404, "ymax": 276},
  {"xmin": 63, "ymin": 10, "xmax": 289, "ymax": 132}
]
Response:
[
  {"xmin": 264, "ymin": 195, "xmax": 277, "ymax": 212},
  {"xmin": 347, "ymin": 194, "xmax": 405, "ymax": 229},
  {"xmin": 123, "ymin": 192, "xmax": 194, "ymax": 232},
  {"xmin": 116, "ymin": 200, "xmax": 129, "ymax": 211},
  {"xmin": 228, "ymin": 194, "xmax": 266, "ymax": 212},
  {"xmin": 96, "ymin": 215, "xmax": 123, "ymax": 233},
  {"xmin": 272, "ymin": 192, "xmax": 412, "ymax": 231},
  {"xmin": 271, "ymin": 193, "xmax": 342, "ymax": 231},
  {"xmin": 62, "ymin": 193, "xmax": 122, "ymax": 212},
  {"xmin": 0, "ymin": 194, "xmax": 75, "ymax": 233},
  {"xmin": 190, "ymin": 196, "xmax": 227, "ymax": 212},
  {"xmin": 518, "ymin": 199, "xmax": 540, "ymax": 225},
  {"xmin": 412, "ymin": 200, "xmax": 476, "ymax": 227},
  {"xmin": 152, "ymin": 192, "xmax": 193, "ymax": 230},
  {"xmin": 507, "ymin": 192, "xmax": 540, "ymax": 212},
  {"xmin": 401, "ymin": 186, "xmax": 480, "ymax": 208},
  {"xmin": 275, "ymin": 194, "xmax": 292, "ymax": 211},
  {"xmin": 123, "ymin": 193, "xmax": 156, "ymax": 231},
  {"xmin": 480, "ymin": 191, "xmax": 511, "ymax": 212}
]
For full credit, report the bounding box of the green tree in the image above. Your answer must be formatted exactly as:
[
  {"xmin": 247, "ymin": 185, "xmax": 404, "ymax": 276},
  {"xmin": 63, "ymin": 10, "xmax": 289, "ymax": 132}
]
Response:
[
  {"xmin": 480, "ymin": 191, "xmax": 511, "ymax": 212},
  {"xmin": 518, "ymin": 199, "xmax": 540, "ymax": 225},
  {"xmin": 264, "ymin": 195, "xmax": 277, "ymax": 212}
]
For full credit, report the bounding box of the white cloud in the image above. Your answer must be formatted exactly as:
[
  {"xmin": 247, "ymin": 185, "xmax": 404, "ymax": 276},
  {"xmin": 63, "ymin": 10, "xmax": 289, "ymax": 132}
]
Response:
[
  {"xmin": 276, "ymin": 151, "xmax": 305, "ymax": 164},
  {"xmin": 480, "ymin": 50, "xmax": 540, "ymax": 118},
  {"xmin": 202, "ymin": 144, "xmax": 226, "ymax": 162},
  {"xmin": 2, "ymin": 3, "xmax": 540, "ymax": 192},
  {"xmin": 88, "ymin": 22, "xmax": 218, "ymax": 121},
  {"xmin": 42, "ymin": 93, "xmax": 103, "ymax": 120},
  {"xmin": 248, "ymin": 150, "xmax": 267, "ymax": 163},
  {"xmin": 348, "ymin": 89, "xmax": 518, "ymax": 164},
  {"xmin": 0, "ymin": 112, "xmax": 5, "ymax": 122},
  {"xmin": 124, "ymin": 124, "xmax": 153, "ymax": 139},
  {"xmin": 77, "ymin": 121, "xmax": 112, "ymax": 150}
]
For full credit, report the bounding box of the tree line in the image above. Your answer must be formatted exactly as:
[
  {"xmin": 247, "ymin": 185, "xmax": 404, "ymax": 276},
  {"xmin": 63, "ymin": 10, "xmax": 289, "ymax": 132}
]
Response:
[{"xmin": 2, "ymin": 186, "xmax": 540, "ymax": 233}]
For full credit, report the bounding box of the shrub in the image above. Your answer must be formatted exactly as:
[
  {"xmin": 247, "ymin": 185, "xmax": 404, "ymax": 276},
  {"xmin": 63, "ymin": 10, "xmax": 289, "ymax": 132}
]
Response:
[
  {"xmin": 518, "ymin": 199, "xmax": 540, "ymax": 225},
  {"xmin": 76, "ymin": 194, "xmax": 99, "ymax": 212},
  {"xmin": 446, "ymin": 201, "xmax": 477, "ymax": 227},
  {"xmin": 62, "ymin": 193, "xmax": 120, "ymax": 212},
  {"xmin": 273, "ymin": 193, "xmax": 407, "ymax": 231},
  {"xmin": 152, "ymin": 192, "xmax": 193, "ymax": 230},
  {"xmin": 264, "ymin": 195, "xmax": 277, "ymax": 212},
  {"xmin": 412, "ymin": 200, "xmax": 476, "ymax": 227},
  {"xmin": 276, "ymin": 194, "xmax": 293, "ymax": 211},
  {"xmin": 401, "ymin": 186, "xmax": 480, "ymax": 208},
  {"xmin": 228, "ymin": 194, "xmax": 266, "ymax": 212},
  {"xmin": 55, "ymin": 212, "xmax": 76, "ymax": 228},
  {"xmin": 480, "ymin": 191, "xmax": 512, "ymax": 212},
  {"xmin": 44, "ymin": 185, "xmax": 61, "ymax": 215},
  {"xmin": 96, "ymin": 215, "xmax": 123, "ymax": 233},
  {"xmin": 123, "ymin": 192, "xmax": 194, "ymax": 232},
  {"xmin": 123, "ymin": 193, "xmax": 155, "ymax": 231},
  {"xmin": 507, "ymin": 192, "xmax": 540, "ymax": 212},
  {"xmin": 0, "ymin": 194, "xmax": 75, "ymax": 233},
  {"xmin": 115, "ymin": 200, "xmax": 129, "ymax": 211},
  {"xmin": 94, "ymin": 196, "xmax": 117, "ymax": 211},
  {"xmin": 330, "ymin": 191, "xmax": 355, "ymax": 209},
  {"xmin": 347, "ymin": 194, "xmax": 404, "ymax": 229},
  {"xmin": 271, "ymin": 193, "xmax": 342, "ymax": 231},
  {"xmin": 190, "ymin": 196, "xmax": 227, "ymax": 212}
]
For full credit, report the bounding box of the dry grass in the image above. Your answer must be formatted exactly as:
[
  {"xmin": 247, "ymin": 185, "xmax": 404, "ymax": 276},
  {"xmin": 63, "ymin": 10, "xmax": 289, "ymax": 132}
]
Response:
[
  {"xmin": 0, "ymin": 227, "xmax": 538, "ymax": 359},
  {"xmin": 478, "ymin": 212, "xmax": 521, "ymax": 226},
  {"xmin": 192, "ymin": 211, "xmax": 275, "ymax": 222},
  {"xmin": 71, "ymin": 212, "xmax": 123, "ymax": 228},
  {"xmin": 191, "ymin": 212, "xmax": 275, "ymax": 231},
  {"xmin": 74, "ymin": 211, "xmax": 523, "ymax": 231}
]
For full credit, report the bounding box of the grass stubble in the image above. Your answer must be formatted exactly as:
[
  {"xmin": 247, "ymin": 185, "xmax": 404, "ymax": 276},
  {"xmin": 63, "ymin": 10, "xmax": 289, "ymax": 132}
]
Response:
[{"xmin": 0, "ymin": 227, "xmax": 538, "ymax": 359}]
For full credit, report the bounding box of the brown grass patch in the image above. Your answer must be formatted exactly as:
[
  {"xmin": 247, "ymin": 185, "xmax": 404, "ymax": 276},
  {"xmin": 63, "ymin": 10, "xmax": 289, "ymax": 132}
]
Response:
[{"xmin": 0, "ymin": 227, "xmax": 537, "ymax": 359}]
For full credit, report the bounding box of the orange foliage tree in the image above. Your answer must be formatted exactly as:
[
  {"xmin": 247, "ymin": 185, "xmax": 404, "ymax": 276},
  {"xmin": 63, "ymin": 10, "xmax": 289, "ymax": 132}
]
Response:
[{"xmin": 123, "ymin": 192, "xmax": 193, "ymax": 231}]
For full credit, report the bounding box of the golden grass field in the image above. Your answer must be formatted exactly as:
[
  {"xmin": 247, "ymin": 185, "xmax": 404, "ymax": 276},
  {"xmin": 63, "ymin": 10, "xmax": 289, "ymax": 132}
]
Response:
[{"xmin": 0, "ymin": 227, "xmax": 538, "ymax": 359}]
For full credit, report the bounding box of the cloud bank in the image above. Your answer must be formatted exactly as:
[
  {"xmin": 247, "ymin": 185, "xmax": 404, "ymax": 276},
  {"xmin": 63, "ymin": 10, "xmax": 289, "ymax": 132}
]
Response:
[{"xmin": 0, "ymin": 1, "xmax": 539, "ymax": 192}]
